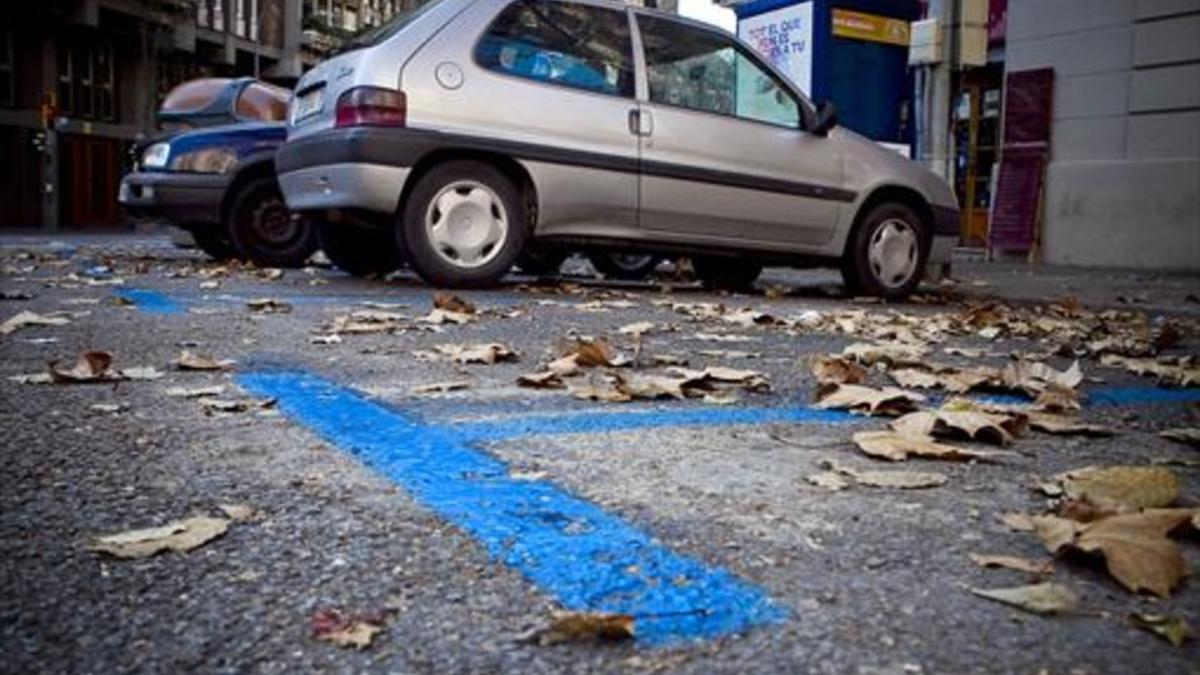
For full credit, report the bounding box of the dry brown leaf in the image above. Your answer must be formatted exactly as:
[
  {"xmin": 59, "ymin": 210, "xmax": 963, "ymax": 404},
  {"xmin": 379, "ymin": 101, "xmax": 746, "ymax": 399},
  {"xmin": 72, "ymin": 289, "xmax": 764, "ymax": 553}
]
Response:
[
  {"xmin": 433, "ymin": 292, "xmax": 477, "ymax": 315},
  {"xmin": 968, "ymin": 553, "xmax": 1054, "ymax": 576},
  {"xmin": 50, "ymin": 350, "xmax": 117, "ymax": 383},
  {"xmin": 165, "ymin": 385, "xmax": 226, "ymax": 398},
  {"xmin": 419, "ymin": 308, "xmax": 473, "ymax": 325},
  {"xmin": 852, "ymin": 468, "xmax": 947, "ymax": 489},
  {"xmin": 667, "ymin": 366, "xmax": 770, "ymax": 393},
  {"xmin": 0, "ymin": 310, "xmax": 70, "ymax": 335},
  {"xmin": 891, "ymin": 410, "xmax": 1027, "ymax": 446},
  {"xmin": 569, "ymin": 339, "xmax": 623, "ymax": 368},
  {"xmin": 312, "ymin": 609, "xmax": 385, "ymax": 650},
  {"xmin": 1001, "ymin": 360, "xmax": 1083, "ymax": 396},
  {"xmin": 1032, "ymin": 386, "xmax": 1081, "ymax": 413},
  {"xmin": 842, "ymin": 342, "xmax": 928, "ymax": 367},
  {"xmin": 888, "ymin": 366, "xmax": 998, "ymax": 394},
  {"xmin": 218, "ymin": 504, "xmax": 258, "ymax": 522},
  {"xmin": 410, "ymin": 381, "xmax": 471, "ymax": 395},
  {"xmin": 1101, "ymin": 355, "xmax": 1200, "ymax": 388},
  {"xmin": 814, "ymin": 384, "xmax": 925, "ymax": 417},
  {"xmin": 523, "ymin": 611, "xmax": 635, "ymax": 646},
  {"xmin": 174, "ymin": 350, "xmax": 235, "ymax": 372},
  {"xmin": 618, "ymin": 321, "xmax": 657, "ymax": 336},
  {"xmin": 1032, "ymin": 510, "xmax": 1198, "ymax": 597},
  {"xmin": 810, "ymin": 355, "xmax": 868, "ymax": 385},
  {"xmin": 1160, "ymin": 428, "xmax": 1200, "ymax": 448},
  {"xmin": 1129, "ymin": 613, "xmax": 1192, "ymax": 647},
  {"xmin": 853, "ymin": 430, "xmax": 1006, "ymax": 463},
  {"xmin": 970, "ymin": 583, "xmax": 1078, "ymax": 615},
  {"xmin": 1063, "ymin": 466, "xmax": 1180, "ymax": 512},
  {"xmin": 1000, "ymin": 513, "xmax": 1037, "ymax": 532},
  {"xmin": 517, "ymin": 371, "xmax": 566, "ymax": 390},
  {"xmin": 570, "ymin": 381, "xmax": 635, "ymax": 403},
  {"xmin": 201, "ymin": 398, "xmax": 275, "ymax": 414},
  {"xmin": 613, "ymin": 373, "xmax": 689, "ymax": 400},
  {"xmin": 806, "ymin": 471, "xmax": 852, "ymax": 491},
  {"xmin": 246, "ymin": 298, "xmax": 292, "ymax": 313},
  {"xmin": 1026, "ymin": 413, "xmax": 1114, "ymax": 437},
  {"xmin": 435, "ymin": 343, "xmax": 517, "ymax": 365},
  {"xmin": 90, "ymin": 516, "xmax": 230, "ymax": 558}
]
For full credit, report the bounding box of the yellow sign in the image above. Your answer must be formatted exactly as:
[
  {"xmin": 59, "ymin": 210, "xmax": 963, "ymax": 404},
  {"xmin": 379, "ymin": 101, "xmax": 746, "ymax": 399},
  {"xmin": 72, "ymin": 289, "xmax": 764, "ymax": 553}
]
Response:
[{"xmin": 832, "ymin": 9, "xmax": 911, "ymax": 47}]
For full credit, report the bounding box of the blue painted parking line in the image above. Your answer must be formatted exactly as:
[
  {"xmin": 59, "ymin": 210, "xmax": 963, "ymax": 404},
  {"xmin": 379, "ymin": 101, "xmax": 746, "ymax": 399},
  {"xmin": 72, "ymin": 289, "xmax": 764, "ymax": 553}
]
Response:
[
  {"xmin": 238, "ymin": 370, "xmax": 786, "ymax": 645},
  {"xmin": 449, "ymin": 405, "xmax": 855, "ymax": 442},
  {"xmin": 114, "ymin": 289, "xmax": 185, "ymax": 314}
]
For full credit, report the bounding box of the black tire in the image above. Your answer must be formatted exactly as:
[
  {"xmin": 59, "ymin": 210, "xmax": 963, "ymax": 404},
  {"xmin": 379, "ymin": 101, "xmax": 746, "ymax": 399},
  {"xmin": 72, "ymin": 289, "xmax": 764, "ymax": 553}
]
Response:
[
  {"xmin": 189, "ymin": 226, "xmax": 238, "ymax": 261},
  {"xmin": 841, "ymin": 202, "xmax": 928, "ymax": 300},
  {"xmin": 318, "ymin": 221, "xmax": 404, "ymax": 277},
  {"xmin": 692, "ymin": 256, "xmax": 763, "ymax": 291},
  {"xmin": 227, "ymin": 176, "xmax": 318, "ymax": 268},
  {"xmin": 515, "ymin": 249, "xmax": 567, "ymax": 276},
  {"xmin": 588, "ymin": 252, "xmax": 662, "ymax": 281},
  {"xmin": 398, "ymin": 160, "xmax": 527, "ymax": 289}
]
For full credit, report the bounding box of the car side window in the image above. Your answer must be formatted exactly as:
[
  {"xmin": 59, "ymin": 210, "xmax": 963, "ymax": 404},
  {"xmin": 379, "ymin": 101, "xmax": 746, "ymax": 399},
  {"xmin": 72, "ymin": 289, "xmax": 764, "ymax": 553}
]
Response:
[
  {"xmin": 638, "ymin": 16, "xmax": 801, "ymax": 128},
  {"xmin": 476, "ymin": 0, "xmax": 634, "ymax": 98}
]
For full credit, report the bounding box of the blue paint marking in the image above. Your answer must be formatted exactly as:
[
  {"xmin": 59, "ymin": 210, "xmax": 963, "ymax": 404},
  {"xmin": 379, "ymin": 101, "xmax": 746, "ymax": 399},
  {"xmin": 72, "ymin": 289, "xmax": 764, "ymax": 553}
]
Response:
[
  {"xmin": 1086, "ymin": 387, "xmax": 1200, "ymax": 407},
  {"xmin": 450, "ymin": 405, "xmax": 855, "ymax": 442},
  {"xmin": 237, "ymin": 370, "xmax": 786, "ymax": 644},
  {"xmin": 114, "ymin": 289, "xmax": 185, "ymax": 314}
]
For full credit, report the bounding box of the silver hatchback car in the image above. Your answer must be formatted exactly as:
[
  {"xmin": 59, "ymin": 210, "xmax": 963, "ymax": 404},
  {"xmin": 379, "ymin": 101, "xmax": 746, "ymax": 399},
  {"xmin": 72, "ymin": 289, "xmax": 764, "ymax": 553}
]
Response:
[{"xmin": 276, "ymin": 0, "xmax": 958, "ymax": 298}]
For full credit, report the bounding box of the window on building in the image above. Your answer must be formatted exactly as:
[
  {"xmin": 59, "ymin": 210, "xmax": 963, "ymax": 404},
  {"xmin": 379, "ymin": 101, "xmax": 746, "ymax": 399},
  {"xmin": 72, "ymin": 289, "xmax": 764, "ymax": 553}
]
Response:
[
  {"xmin": 57, "ymin": 42, "xmax": 116, "ymax": 122},
  {"xmin": 476, "ymin": 0, "xmax": 634, "ymax": 98},
  {"xmin": 638, "ymin": 15, "xmax": 800, "ymax": 128},
  {"xmin": 198, "ymin": 0, "xmax": 226, "ymax": 30},
  {"xmin": 0, "ymin": 29, "xmax": 14, "ymax": 107}
]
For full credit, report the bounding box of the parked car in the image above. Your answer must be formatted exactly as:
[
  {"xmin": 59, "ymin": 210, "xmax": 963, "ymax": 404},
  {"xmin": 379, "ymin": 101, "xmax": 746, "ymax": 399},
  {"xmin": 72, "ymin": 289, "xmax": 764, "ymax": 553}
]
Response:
[
  {"xmin": 118, "ymin": 78, "xmax": 320, "ymax": 268},
  {"xmin": 275, "ymin": 0, "xmax": 959, "ymax": 299}
]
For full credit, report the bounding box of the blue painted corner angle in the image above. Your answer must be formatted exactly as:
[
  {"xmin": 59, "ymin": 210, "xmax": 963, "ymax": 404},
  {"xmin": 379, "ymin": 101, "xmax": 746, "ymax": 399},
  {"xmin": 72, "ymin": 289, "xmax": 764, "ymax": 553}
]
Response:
[{"xmin": 237, "ymin": 370, "xmax": 787, "ymax": 644}]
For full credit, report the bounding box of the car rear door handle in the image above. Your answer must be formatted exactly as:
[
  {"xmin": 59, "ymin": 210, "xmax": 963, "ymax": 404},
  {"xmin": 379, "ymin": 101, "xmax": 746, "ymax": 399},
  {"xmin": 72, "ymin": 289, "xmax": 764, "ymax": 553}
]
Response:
[{"xmin": 629, "ymin": 109, "xmax": 653, "ymax": 137}]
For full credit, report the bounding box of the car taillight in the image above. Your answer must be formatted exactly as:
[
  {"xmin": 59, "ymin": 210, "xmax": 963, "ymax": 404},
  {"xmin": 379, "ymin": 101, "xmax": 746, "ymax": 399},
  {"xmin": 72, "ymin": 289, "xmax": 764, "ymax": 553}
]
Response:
[{"xmin": 335, "ymin": 87, "xmax": 407, "ymax": 128}]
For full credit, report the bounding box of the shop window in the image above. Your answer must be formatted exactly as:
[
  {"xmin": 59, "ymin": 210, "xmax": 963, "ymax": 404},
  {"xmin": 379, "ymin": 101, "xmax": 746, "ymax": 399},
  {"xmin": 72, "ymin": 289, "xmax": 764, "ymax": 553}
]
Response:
[
  {"xmin": 638, "ymin": 15, "xmax": 800, "ymax": 128},
  {"xmin": 0, "ymin": 29, "xmax": 13, "ymax": 107},
  {"xmin": 476, "ymin": 0, "xmax": 634, "ymax": 98}
]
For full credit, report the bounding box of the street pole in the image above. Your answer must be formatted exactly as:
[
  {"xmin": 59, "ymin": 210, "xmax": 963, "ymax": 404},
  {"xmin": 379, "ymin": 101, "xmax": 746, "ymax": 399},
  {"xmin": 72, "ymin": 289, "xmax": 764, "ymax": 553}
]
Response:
[{"xmin": 919, "ymin": 0, "xmax": 956, "ymax": 183}]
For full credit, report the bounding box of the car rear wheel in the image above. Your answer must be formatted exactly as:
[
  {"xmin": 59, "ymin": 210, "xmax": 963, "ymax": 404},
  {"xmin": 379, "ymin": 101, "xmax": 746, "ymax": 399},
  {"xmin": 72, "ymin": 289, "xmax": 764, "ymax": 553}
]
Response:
[
  {"xmin": 842, "ymin": 202, "xmax": 928, "ymax": 300},
  {"xmin": 399, "ymin": 161, "xmax": 526, "ymax": 289},
  {"xmin": 318, "ymin": 222, "xmax": 403, "ymax": 277},
  {"xmin": 693, "ymin": 256, "xmax": 763, "ymax": 291},
  {"xmin": 588, "ymin": 252, "xmax": 662, "ymax": 281},
  {"xmin": 188, "ymin": 226, "xmax": 238, "ymax": 261},
  {"xmin": 227, "ymin": 177, "xmax": 318, "ymax": 268}
]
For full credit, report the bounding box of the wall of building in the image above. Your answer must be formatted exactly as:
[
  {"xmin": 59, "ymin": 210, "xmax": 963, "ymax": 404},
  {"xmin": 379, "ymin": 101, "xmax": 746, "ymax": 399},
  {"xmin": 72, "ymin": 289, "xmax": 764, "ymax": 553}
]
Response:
[{"xmin": 1006, "ymin": 0, "xmax": 1200, "ymax": 271}]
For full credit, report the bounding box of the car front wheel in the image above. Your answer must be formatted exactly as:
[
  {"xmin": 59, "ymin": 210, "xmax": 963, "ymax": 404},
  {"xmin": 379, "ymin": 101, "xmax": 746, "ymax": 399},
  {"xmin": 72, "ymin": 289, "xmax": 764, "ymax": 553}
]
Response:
[
  {"xmin": 188, "ymin": 225, "xmax": 237, "ymax": 261},
  {"xmin": 399, "ymin": 161, "xmax": 526, "ymax": 289},
  {"xmin": 227, "ymin": 177, "xmax": 318, "ymax": 268},
  {"xmin": 842, "ymin": 202, "xmax": 928, "ymax": 300}
]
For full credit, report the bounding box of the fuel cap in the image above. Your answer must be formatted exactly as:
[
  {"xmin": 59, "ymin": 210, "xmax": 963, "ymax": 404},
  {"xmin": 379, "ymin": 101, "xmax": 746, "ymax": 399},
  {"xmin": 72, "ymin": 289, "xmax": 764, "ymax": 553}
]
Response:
[{"xmin": 435, "ymin": 62, "xmax": 465, "ymax": 90}]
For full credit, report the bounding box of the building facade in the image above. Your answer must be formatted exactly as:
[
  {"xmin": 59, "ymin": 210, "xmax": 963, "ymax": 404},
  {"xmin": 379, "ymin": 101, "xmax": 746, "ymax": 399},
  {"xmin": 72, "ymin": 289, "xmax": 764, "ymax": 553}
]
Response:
[
  {"xmin": 1005, "ymin": 0, "xmax": 1199, "ymax": 271},
  {"xmin": 0, "ymin": 0, "xmax": 414, "ymax": 230}
]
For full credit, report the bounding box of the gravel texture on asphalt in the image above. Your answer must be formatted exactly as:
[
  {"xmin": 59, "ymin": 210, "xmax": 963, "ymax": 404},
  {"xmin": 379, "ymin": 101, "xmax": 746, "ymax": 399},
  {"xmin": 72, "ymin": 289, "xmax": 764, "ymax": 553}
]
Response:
[{"xmin": 1, "ymin": 236, "xmax": 1198, "ymax": 674}]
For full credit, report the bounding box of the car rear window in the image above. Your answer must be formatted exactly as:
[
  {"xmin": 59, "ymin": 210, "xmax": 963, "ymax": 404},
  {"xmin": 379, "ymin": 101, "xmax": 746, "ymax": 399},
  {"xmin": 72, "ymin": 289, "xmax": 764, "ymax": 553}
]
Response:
[
  {"xmin": 235, "ymin": 82, "xmax": 291, "ymax": 122},
  {"xmin": 475, "ymin": 0, "xmax": 634, "ymax": 98}
]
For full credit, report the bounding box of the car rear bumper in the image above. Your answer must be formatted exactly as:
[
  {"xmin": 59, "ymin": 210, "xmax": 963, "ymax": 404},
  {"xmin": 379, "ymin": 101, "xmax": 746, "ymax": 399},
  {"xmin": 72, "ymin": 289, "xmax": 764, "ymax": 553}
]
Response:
[
  {"xmin": 277, "ymin": 162, "xmax": 410, "ymax": 215},
  {"xmin": 119, "ymin": 171, "xmax": 230, "ymax": 225}
]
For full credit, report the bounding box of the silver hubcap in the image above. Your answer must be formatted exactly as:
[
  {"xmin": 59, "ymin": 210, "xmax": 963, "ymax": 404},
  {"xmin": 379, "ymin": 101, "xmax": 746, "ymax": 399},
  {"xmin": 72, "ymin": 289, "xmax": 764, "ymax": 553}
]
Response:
[
  {"xmin": 425, "ymin": 181, "xmax": 508, "ymax": 269},
  {"xmin": 609, "ymin": 253, "xmax": 655, "ymax": 272},
  {"xmin": 867, "ymin": 219, "xmax": 919, "ymax": 289}
]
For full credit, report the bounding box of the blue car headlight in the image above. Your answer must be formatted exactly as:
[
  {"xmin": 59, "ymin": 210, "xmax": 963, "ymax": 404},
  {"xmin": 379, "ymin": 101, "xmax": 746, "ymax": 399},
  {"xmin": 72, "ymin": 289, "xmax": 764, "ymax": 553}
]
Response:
[
  {"xmin": 170, "ymin": 148, "xmax": 239, "ymax": 175},
  {"xmin": 141, "ymin": 142, "xmax": 170, "ymax": 170}
]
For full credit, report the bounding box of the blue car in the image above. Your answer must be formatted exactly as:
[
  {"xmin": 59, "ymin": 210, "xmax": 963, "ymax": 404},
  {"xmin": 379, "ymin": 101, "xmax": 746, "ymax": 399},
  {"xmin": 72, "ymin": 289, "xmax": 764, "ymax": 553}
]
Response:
[{"xmin": 119, "ymin": 78, "xmax": 320, "ymax": 268}]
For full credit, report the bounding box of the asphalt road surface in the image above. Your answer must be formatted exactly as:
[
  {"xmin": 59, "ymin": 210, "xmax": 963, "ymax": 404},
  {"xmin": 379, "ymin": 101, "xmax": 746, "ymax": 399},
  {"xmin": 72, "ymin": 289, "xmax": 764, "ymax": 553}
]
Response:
[{"xmin": 2, "ymin": 235, "xmax": 1198, "ymax": 674}]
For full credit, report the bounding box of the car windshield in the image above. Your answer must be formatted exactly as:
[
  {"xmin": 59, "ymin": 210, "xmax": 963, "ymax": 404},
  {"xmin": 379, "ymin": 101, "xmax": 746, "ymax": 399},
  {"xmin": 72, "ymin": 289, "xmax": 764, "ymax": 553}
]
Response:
[{"xmin": 333, "ymin": 0, "xmax": 448, "ymax": 56}]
